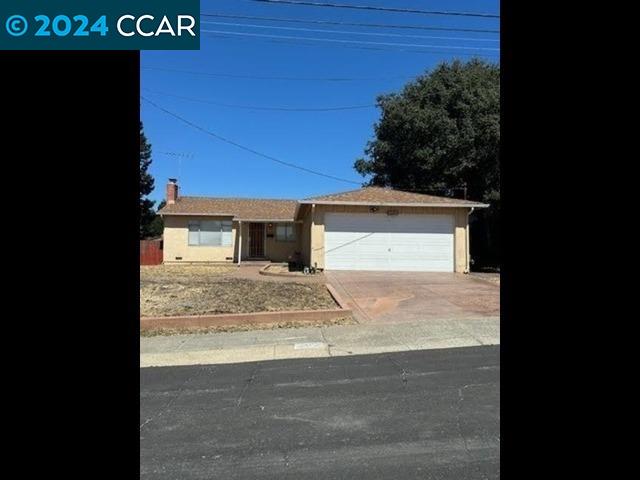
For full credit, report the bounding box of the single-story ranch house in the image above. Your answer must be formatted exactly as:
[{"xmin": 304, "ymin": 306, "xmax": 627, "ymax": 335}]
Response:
[{"xmin": 159, "ymin": 179, "xmax": 488, "ymax": 272}]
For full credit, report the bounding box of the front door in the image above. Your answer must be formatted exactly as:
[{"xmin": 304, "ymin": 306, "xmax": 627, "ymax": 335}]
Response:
[{"xmin": 249, "ymin": 223, "xmax": 265, "ymax": 258}]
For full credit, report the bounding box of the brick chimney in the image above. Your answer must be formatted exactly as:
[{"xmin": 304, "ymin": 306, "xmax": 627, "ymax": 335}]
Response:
[{"xmin": 166, "ymin": 178, "xmax": 179, "ymax": 204}]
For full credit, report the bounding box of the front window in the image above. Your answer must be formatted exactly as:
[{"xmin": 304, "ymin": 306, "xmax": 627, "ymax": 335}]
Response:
[
  {"xmin": 276, "ymin": 223, "xmax": 296, "ymax": 242},
  {"xmin": 188, "ymin": 220, "xmax": 232, "ymax": 246}
]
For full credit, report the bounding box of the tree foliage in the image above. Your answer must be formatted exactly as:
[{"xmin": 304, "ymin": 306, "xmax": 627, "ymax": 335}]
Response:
[
  {"xmin": 140, "ymin": 122, "xmax": 162, "ymax": 238},
  {"xmin": 355, "ymin": 59, "xmax": 500, "ymax": 266},
  {"xmin": 146, "ymin": 200, "xmax": 165, "ymax": 238}
]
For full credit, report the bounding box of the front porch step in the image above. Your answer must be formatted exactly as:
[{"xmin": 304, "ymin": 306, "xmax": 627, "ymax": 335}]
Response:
[{"xmin": 239, "ymin": 260, "xmax": 270, "ymax": 267}]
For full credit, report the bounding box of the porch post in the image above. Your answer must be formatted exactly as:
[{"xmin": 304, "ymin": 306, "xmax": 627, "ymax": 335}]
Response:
[
  {"xmin": 238, "ymin": 220, "xmax": 242, "ymax": 265},
  {"xmin": 310, "ymin": 204, "xmax": 315, "ymax": 268}
]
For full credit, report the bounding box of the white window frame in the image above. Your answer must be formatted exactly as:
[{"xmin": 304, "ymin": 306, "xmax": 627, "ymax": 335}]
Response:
[
  {"xmin": 188, "ymin": 220, "xmax": 233, "ymax": 246},
  {"xmin": 276, "ymin": 223, "xmax": 296, "ymax": 242}
]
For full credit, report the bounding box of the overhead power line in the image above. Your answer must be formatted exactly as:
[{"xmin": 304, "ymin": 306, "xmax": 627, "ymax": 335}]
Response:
[
  {"xmin": 201, "ymin": 21, "xmax": 500, "ymax": 42},
  {"xmin": 202, "ymin": 29, "xmax": 500, "ymax": 51},
  {"xmin": 157, "ymin": 151, "xmax": 194, "ymax": 158},
  {"xmin": 142, "ymin": 88, "xmax": 376, "ymax": 112},
  {"xmin": 200, "ymin": 13, "xmax": 500, "ymax": 34},
  {"xmin": 251, "ymin": 0, "xmax": 500, "ymax": 18},
  {"xmin": 203, "ymin": 31, "xmax": 500, "ymax": 58},
  {"xmin": 141, "ymin": 96, "xmax": 361, "ymax": 185},
  {"xmin": 142, "ymin": 66, "xmax": 413, "ymax": 82}
]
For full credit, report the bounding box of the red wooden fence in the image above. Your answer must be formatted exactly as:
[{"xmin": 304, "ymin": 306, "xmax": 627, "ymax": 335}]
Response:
[{"xmin": 140, "ymin": 240, "xmax": 163, "ymax": 265}]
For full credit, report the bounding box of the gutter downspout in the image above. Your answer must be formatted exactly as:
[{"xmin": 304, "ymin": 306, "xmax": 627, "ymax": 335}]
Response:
[
  {"xmin": 238, "ymin": 220, "xmax": 242, "ymax": 265},
  {"xmin": 465, "ymin": 207, "xmax": 475, "ymax": 273}
]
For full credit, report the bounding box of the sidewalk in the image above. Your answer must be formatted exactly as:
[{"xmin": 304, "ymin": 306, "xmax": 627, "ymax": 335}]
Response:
[{"xmin": 140, "ymin": 316, "xmax": 499, "ymax": 367}]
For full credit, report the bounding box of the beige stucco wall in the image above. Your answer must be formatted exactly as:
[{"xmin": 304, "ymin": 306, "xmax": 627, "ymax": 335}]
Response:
[
  {"xmin": 267, "ymin": 222, "xmax": 303, "ymax": 263},
  {"xmin": 236, "ymin": 222, "xmax": 302, "ymax": 262},
  {"xmin": 163, "ymin": 207, "xmax": 472, "ymax": 271},
  {"xmin": 163, "ymin": 216, "xmax": 301, "ymax": 264},
  {"xmin": 163, "ymin": 215, "xmax": 236, "ymax": 263},
  {"xmin": 300, "ymin": 204, "xmax": 472, "ymax": 273}
]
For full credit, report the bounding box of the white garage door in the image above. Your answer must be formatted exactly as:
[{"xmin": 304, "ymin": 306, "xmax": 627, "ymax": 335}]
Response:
[{"xmin": 324, "ymin": 212, "xmax": 454, "ymax": 272}]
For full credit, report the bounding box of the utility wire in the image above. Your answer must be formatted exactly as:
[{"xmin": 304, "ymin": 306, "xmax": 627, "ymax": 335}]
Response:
[
  {"xmin": 204, "ymin": 32, "xmax": 500, "ymax": 58},
  {"xmin": 144, "ymin": 99, "xmax": 473, "ymax": 195},
  {"xmin": 142, "ymin": 66, "xmax": 413, "ymax": 82},
  {"xmin": 201, "ymin": 20, "xmax": 500, "ymax": 42},
  {"xmin": 202, "ymin": 32, "xmax": 500, "ymax": 58},
  {"xmin": 201, "ymin": 29, "xmax": 500, "ymax": 51},
  {"xmin": 143, "ymin": 88, "xmax": 376, "ymax": 111},
  {"xmin": 141, "ymin": 96, "xmax": 362, "ymax": 185},
  {"xmin": 200, "ymin": 13, "xmax": 500, "ymax": 34},
  {"xmin": 251, "ymin": 0, "xmax": 500, "ymax": 18},
  {"xmin": 208, "ymin": 33, "xmax": 500, "ymax": 58},
  {"xmin": 157, "ymin": 151, "xmax": 194, "ymax": 158}
]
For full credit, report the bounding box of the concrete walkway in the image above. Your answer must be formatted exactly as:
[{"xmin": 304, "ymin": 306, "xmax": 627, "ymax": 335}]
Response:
[
  {"xmin": 140, "ymin": 315, "xmax": 499, "ymax": 367},
  {"xmin": 230, "ymin": 263, "xmax": 326, "ymax": 283}
]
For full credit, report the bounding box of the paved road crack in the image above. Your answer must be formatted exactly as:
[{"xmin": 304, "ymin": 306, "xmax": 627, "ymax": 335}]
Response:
[
  {"xmin": 236, "ymin": 365, "xmax": 260, "ymax": 408},
  {"xmin": 140, "ymin": 365, "xmax": 211, "ymax": 432},
  {"xmin": 384, "ymin": 353, "xmax": 413, "ymax": 386},
  {"xmin": 454, "ymin": 383, "xmax": 492, "ymax": 479},
  {"xmin": 319, "ymin": 328, "xmax": 333, "ymax": 357}
]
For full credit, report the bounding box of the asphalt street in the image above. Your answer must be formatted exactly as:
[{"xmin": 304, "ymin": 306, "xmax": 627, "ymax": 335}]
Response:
[{"xmin": 140, "ymin": 345, "xmax": 500, "ymax": 479}]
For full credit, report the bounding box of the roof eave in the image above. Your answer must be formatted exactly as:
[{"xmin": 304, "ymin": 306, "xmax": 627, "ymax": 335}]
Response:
[
  {"xmin": 157, "ymin": 212, "xmax": 236, "ymax": 217},
  {"xmin": 156, "ymin": 212, "xmax": 298, "ymax": 221},
  {"xmin": 235, "ymin": 218, "xmax": 298, "ymax": 222},
  {"xmin": 297, "ymin": 200, "xmax": 489, "ymax": 208}
]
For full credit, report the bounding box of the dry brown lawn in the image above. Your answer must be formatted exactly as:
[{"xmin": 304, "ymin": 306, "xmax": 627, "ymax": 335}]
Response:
[
  {"xmin": 140, "ymin": 264, "xmax": 236, "ymax": 284},
  {"xmin": 140, "ymin": 265, "xmax": 337, "ymax": 317}
]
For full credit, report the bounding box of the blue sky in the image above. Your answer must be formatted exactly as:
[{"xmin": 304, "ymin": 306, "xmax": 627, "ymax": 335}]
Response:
[{"xmin": 141, "ymin": 0, "xmax": 500, "ymax": 205}]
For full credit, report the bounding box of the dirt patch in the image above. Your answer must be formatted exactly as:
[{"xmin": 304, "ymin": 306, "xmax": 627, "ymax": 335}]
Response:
[
  {"xmin": 140, "ymin": 316, "xmax": 356, "ymax": 337},
  {"xmin": 141, "ymin": 265, "xmax": 338, "ymax": 317}
]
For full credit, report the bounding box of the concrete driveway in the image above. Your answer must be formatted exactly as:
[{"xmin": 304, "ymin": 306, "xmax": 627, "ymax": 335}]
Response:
[{"xmin": 326, "ymin": 271, "xmax": 499, "ymax": 323}]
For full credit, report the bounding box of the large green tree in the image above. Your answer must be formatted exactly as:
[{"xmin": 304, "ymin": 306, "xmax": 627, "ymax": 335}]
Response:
[
  {"xmin": 140, "ymin": 122, "xmax": 163, "ymax": 238},
  {"xmin": 354, "ymin": 59, "xmax": 500, "ymax": 266}
]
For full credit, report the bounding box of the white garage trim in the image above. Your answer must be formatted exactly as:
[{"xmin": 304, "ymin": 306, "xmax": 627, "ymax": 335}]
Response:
[{"xmin": 324, "ymin": 212, "xmax": 454, "ymax": 272}]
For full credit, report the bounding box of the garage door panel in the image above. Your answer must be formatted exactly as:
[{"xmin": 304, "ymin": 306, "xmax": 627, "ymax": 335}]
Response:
[{"xmin": 324, "ymin": 213, "xmax": 454, "ymax": 272}]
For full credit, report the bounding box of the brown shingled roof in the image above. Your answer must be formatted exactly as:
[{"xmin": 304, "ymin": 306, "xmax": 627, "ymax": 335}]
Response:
[
  {"xmin": 159, "ymin": 196, "xmax": 298, "ymax": 221},
  {"xmin": 301, "ymin": 187, "xmax": 488, "ymax": 207}
]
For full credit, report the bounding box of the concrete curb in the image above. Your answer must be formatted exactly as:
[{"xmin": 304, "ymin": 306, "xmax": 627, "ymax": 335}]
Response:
[
  {"xmin": 325, "ymin": 283, "xmax": 351, "ymax": 312},
  {"xmin": 140, "ymin": 283, "xmax": 352, "ymax": 332},
  {"xmin": 140, "ymin": 316, "xmax": 500, "ymax": 367}
]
